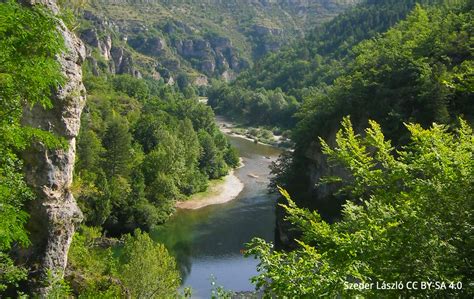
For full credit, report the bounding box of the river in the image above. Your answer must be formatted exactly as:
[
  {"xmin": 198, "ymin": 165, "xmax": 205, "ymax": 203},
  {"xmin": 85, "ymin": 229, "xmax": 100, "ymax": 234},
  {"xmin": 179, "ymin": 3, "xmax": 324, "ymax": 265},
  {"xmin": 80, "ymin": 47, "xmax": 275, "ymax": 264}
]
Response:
[{"xmin": 151, "ymin": 135, "xmax": 282, "ymax": 298}]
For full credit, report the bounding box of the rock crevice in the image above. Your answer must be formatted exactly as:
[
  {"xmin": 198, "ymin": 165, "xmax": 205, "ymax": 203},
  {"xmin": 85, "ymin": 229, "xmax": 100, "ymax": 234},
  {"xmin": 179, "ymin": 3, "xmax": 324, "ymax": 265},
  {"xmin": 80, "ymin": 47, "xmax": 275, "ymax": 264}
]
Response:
[{"xmin": 20, "ymin": 0, "xmax": 86, "ymax": 295}]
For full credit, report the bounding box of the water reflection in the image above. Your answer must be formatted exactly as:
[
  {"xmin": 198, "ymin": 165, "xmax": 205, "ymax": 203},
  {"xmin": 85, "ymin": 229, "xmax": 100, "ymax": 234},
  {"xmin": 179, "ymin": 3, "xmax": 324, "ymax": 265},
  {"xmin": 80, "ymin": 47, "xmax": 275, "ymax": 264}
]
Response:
[{"xmin": 151, "ymin": 136, "xmax": 281, "ymax": 297}]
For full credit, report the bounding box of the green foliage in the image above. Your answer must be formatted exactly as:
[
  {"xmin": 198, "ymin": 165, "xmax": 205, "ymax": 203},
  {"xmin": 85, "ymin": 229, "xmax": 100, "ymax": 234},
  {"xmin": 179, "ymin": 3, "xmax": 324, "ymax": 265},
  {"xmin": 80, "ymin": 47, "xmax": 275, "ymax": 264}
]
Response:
[
  {"xmin": 0, "ymin": 156, "xmax": 30, "ymax": 289},
  {"xmin": 0, "ymin": 0, "xmax": 64, "ymax": 109},
  {"xmin": 68, "ymin": 227, "xmax": 180, "ymax": 298},
  {"xmin": 265, "ymin": 1, "xmax": 473, "ymax": 204},
  {"xmin": 112, "ymin": 75, "xmax": 150, "ymax": 101},
  {"xmin": 210, "ymin": 275, "xmax": 235, "ymax": 299},
  {"xmin": 57, "ymin": 0, "xmax": 89, "ymax": 30},
  {"xmin": 120, "ymin": 230, "xmax": 181, "ymax": 299},
  {"xmin": 208, "ymin": 83, "xmax": 298, "ymax": 128},
  {"xmin": 75, "ymin": 74, "xmax": 238, "ymax": 235},
  {"xmin": 67, "ymin": 226, "xmax": 121, "ymax": 297},
  {"xmin": 236, "ymin": 0, "xmax": 446, "ymax": 95},
  {"xmin": 219, "ymin": 0, "xmax": 471, "ymax": 132},
  {"xmin": 198, "ymin": 130, "xmax": 228, "ymax": 179},
  {"xmin": 0, "ymin": 0, "xmax": 65, "ymax": 292},
  {"xmin": 101, "ymin": 118, "xmax": 133, "ymax": 178},
  {"xmin": 247, "ymin": 118, "xmax": 474, "ymax": 297},
  {"xmin": 83, "ymin": 0, "xmax": 356, "ymax": 79},
  {"xmin": 224, "ymin": 146, "xmax": 240, "ymax": 168},
  {"xmin": 294, "ymin": 2, "xmax": 473, "ymax": 146},
  {"xmin": 0, "ymin": 253, "xmax": 28, "ymax": 293},
  {"xmin": 45, "ymin": 271, "xmax": 73, "ymax": 299},
  {"xmin": 76, "ymin": 129, "xmax": 104, "ymax": 172},
  {"xmin": 176, "ymin": 73, "xmax": 190, "ymax": 91}
]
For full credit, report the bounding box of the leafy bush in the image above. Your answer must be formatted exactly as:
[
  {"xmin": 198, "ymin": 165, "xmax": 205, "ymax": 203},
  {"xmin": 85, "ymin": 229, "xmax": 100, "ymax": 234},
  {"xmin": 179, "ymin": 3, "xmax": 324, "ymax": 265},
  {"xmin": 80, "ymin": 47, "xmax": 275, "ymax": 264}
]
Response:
[
  {"xmin": 247, "ymin": 118, "xmax": 473, "ymax": 298},
  {"xmin": 120, "ymin": 230, "xmax": 181, "ymax": 299},
  {"xmin": 68, "ymin": 227, "xmax": 181, "ymax": 298},
  {"xmin": 67, "ymin": 226, "xmax": 121, "ymax": 297},
  {"xmin": 0, "ymin": 0, "xmax": 64, "ymax": 292}
]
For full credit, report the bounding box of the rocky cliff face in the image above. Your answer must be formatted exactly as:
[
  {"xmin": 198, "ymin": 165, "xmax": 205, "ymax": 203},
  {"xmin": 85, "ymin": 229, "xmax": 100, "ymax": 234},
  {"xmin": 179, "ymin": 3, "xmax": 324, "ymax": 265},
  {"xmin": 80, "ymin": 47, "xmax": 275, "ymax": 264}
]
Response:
[
  {"xmin": 79, "ymin": 10, "xmax": 249, "ymax": 81},
  {"xmin": 80, "ymin": 10, "xmax": 143, "ymax": 78},
  {"xmin": 275, "ymin": 139, "xmax": 345, "ymax": 249},
  {"xmin": 173, "ymin": 36, "xmax": 248, "ymax": 76},
  {"xmin": 21, "ymin": 0, "xmax": 86, "ymax": 294},
  {"xmin": 78, "ymin": 0, "xmax": 360, "ymax": 82}
]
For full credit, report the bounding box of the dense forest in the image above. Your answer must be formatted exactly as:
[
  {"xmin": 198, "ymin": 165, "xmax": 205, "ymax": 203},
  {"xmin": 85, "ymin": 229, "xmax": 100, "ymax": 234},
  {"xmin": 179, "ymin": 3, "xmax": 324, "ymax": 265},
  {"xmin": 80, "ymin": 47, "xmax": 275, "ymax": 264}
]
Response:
[
  {"xmin": 208, "ymin": 0, "xmax": 471, "ymax": 128},
  {"xmin": 76, "ymin": 72, "xmax": 239, "ymax": 236},
  {"xmin": 239, "ymin": 0, "xmax": 473, "ymax": 297},
  {"xmin": 272, "ymin": 0, "xmax": 473, "ymax": 201},
  {"xmin": 0, "ymin": 0, "xmax": 472, "ymax": 297},
  {"xmin": 210, "ymin": 0, "xmax": 473, "ymax": 193},
  {"xmin": 1, "ymin": 0, "xmax": 237, "ymax": 296}
]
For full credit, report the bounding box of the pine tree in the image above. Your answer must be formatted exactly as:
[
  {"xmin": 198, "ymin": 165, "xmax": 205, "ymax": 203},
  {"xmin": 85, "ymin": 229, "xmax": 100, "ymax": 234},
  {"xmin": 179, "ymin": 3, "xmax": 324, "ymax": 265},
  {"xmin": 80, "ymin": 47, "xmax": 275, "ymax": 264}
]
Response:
[{"xmin": 102, "ymin": 118, "xmax": 132, "ymax": 178}]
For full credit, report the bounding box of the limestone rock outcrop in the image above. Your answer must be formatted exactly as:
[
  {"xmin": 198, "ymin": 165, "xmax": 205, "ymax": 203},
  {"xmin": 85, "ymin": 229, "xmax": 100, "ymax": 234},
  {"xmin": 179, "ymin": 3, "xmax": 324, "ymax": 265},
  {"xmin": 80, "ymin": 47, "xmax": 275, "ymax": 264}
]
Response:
[
  {"xmin": 77, "ymin": 0, "xmax": 360, "ymax": 80},
  {"xmin": 20, "ymin": 0, "xmax": 86, "ymax": 295},
  {"xmin": 80, "ymin": 10, "xmax": 140, "ymax": 77},
  {"xmin": 80, "ymin": 28, "xmax": 113, "ymax": 61}
]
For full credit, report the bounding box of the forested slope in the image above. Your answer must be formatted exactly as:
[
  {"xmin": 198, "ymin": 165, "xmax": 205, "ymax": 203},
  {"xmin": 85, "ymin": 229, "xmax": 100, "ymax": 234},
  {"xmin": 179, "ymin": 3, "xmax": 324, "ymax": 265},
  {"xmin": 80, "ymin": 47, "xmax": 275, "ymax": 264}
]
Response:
[
  {"xmin": 208, "ymin": 0, "xmax": 462, "ymax": 127},
  {"xmin": 278, "ymin": 0, "xmax": 473, "ymax": 204},
  {"xmin": 208, "ymin": 0, "xmax": 473, "ymax": 247},
  {"xmin": 75, "ymin": 0, "xmax": 359, "ymax": 83},
  {"xmin": 241, "ymin": 0, "xmax": 473, "ymax": 297},
  {"xmin": 209, "ymin": 0, "xmax": 473, "ymax": 198},
  {"xmin": 236, "ymin": 0, "xmax": 449, "ymax": 92},
  {"xmin": 75, "ymin": 73, "xmax": 239, "ymax": 236}
]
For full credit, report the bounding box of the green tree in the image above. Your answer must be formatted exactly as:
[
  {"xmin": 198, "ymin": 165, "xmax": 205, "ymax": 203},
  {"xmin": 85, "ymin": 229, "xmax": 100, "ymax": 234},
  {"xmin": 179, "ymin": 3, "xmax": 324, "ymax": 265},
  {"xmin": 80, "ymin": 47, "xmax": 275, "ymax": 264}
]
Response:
[
  {"xmin": 177, "ymin": 119, "xmax": 201, "ymax": 170},
  {"xmin": 102, "ymin": 118, "xmax": 133, "ymax": 178},
  {"xmin": 177, "ymin": 119, "xmax": 208, "ymax": 195},
  {"xmin": 0, "ymin": 0, "xmax": 64, "ymax": 291},
  {"xmin": 224, "ymin": 146, "xmax": 240, "ymax": 168},
  {"xmin": 176, "ymin": 72, "xmax": 190, "ymax": 91},
  {"xmin": 104, "ymin": 176, "xmax": 133, "ymax": 232},
  {"xmin": 76, "ymin": 129, "xmax": 104, "ymax": 172},
  {"xmin": 120, "ymin": 230, "xmax": 180, "ymax": 299},
  {"xmin": 133, "ymin": 113, "xmax": 169, "ymax": 154},
  {"xmin": 112, "ymin": 74, "xmax": 149, "ymax": 101},
  {"xmin": 76, "ymin": 169, "xmax": 112, "ymax": 227},
  {"xmin": 67, "ymin": 226, "xmax": 121, "ymax": 297},
  {"xmin": 142, "ymin": 129, "xmax": 183, "ymax": 185},
  {"xmin": 198, "ymin": 130, "xmax": 228, "ymax": 179},
  {"xmin": 247, "ymin": 117, "xmax": 473, "ymax": 298}
]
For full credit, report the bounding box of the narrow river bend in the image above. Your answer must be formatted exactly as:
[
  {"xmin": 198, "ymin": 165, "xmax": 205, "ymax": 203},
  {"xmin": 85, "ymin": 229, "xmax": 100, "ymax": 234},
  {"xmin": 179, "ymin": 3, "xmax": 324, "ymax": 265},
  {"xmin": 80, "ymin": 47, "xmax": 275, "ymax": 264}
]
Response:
[{"xmin": 151, "ymin": 135, "xmax": 282, "ymax": 298}]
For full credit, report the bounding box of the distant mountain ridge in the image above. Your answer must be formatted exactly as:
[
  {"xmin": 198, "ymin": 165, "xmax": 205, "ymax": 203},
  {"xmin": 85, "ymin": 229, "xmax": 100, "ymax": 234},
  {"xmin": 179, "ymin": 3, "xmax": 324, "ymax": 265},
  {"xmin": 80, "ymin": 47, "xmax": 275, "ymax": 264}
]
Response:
[{"xmin": 79, "ymin": 0, "xmax": 359, "ymax": 83}]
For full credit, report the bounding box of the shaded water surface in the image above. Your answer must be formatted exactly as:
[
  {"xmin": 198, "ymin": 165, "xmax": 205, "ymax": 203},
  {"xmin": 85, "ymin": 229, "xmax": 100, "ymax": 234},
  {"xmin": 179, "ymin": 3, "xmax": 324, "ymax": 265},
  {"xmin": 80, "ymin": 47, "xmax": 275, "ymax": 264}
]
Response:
[{"xmin": 152, "ymin": 136, "xmax": 282, "ymax": 298}]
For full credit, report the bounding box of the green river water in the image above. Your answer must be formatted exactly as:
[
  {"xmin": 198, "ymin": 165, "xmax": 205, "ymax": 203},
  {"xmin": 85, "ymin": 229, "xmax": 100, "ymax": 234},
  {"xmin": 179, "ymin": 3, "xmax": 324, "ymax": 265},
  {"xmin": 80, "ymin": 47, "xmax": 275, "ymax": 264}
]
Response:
[{"xmin": 151, "ymin": 135, "xmax": 282, "ymax": 297}]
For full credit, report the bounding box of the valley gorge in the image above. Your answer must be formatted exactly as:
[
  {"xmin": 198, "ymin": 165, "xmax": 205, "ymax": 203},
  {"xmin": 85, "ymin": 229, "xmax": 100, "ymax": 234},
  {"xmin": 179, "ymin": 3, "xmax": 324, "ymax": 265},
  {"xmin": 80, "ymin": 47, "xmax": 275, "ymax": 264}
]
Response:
[
  {"xmin": 1, "ymin": 0, "xmax": 472, "ymax": 297},
  {"xmin": 77, "ymin": 0, "xmax": 360, "ymax": 82}
]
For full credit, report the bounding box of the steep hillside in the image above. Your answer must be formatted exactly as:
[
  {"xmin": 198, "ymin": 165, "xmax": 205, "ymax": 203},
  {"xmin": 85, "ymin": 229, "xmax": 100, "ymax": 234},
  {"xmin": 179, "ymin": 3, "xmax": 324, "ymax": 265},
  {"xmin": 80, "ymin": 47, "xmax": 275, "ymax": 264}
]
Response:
[
  {"xmin": 77, "ymin": 0, "xmax": 359, "ymax": 83},
  {"xmin": 289, "ymin": 0, "xmax": 473, "ymax": 203},
  {"xmin": 242, "ymin": 1, "xmax": 473, "ymax": 297},
  {"xmin": 207, "ymin": 0, "xmax": 473, "ymax": 242},
  {"xmin": 209, "ymin": 0, "xmax": 474, "ymax": 128},
  {"xmin": 237, "ymin": 0, "xmax": 448, "ymax": 92},
  {"xmin": 209, "ymin": 0, "xmax": 449, "ymax": 127}
]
